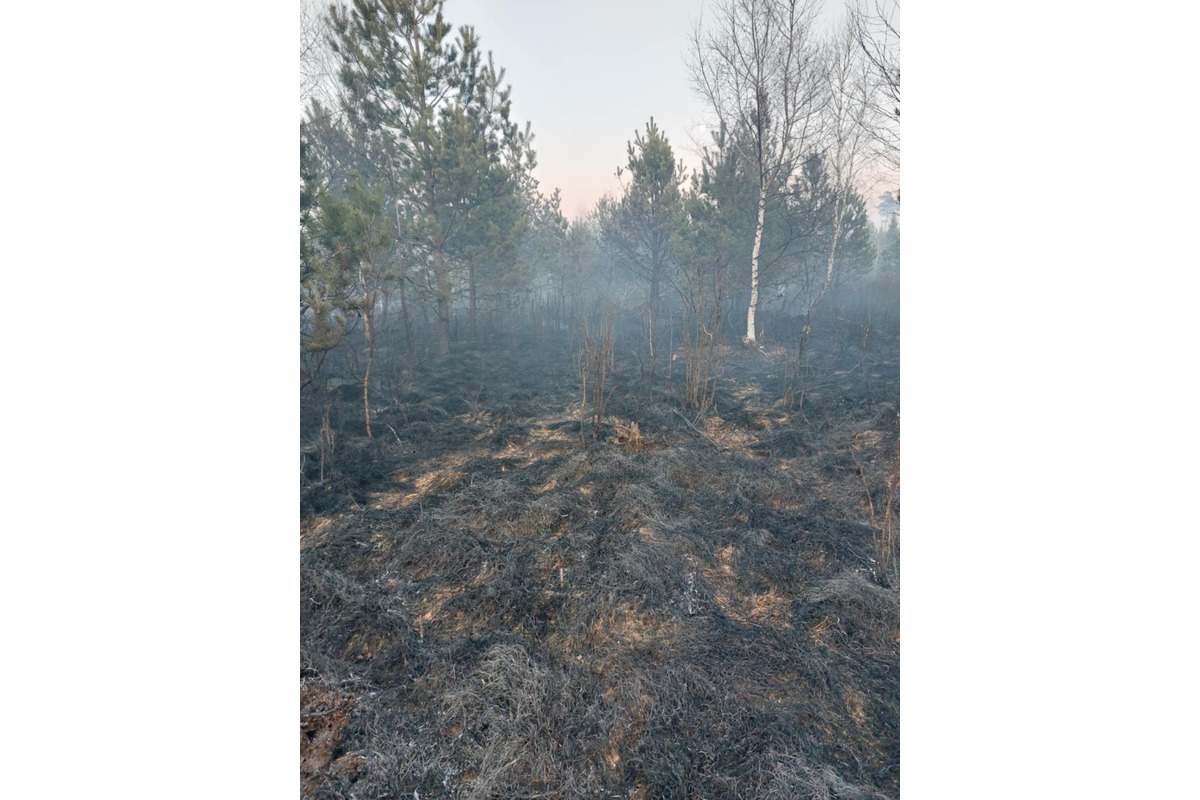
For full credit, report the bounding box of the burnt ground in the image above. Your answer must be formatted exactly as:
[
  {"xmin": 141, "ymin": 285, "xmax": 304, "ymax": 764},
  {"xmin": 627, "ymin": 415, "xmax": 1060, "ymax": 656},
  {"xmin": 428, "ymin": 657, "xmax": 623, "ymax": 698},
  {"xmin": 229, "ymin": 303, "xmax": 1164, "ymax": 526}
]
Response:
[{"xmin": 300, "ymin": 307, "xmax": 900, "ymax": 799}]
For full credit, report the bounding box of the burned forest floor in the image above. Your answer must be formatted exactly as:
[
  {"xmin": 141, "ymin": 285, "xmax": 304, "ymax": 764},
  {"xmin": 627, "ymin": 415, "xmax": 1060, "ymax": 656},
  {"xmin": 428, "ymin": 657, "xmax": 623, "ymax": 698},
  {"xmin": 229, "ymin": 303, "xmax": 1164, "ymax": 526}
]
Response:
[{"xmin": 301, "ymin": 309, "xmax": 900, "ymax": 799}]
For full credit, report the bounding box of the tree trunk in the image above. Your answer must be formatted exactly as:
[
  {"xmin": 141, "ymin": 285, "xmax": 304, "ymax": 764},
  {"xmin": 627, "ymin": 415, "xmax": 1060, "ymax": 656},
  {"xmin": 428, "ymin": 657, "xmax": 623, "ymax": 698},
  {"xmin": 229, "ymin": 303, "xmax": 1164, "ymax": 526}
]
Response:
[
  {"xmin": 649, "ymin": 271, "xmax": 660, "ymax": 360},
  {"xmin": 433, "ymin": 242, "xmax": 451, "ymax": 357},
  {"xmin": 392, "ymin": 200, "xmax": 414, "ymax": 354},
  {"xmin": 362, "ymin": 307, "xmax": 374, "ymax": 438},
  {"xmin": 469, "ymin": 262, "xmax": 477, "ymax": 340},
  {"xmin": 745, "ymin": 187, "xmax": 767, "ymax": 344},
  {"xmin": 811, "ymin": 200, "xmax": 844, "ymax": 317},
  {"xmin": 398, "ymin": 278, "xmax": 413, "ymax": 355}
]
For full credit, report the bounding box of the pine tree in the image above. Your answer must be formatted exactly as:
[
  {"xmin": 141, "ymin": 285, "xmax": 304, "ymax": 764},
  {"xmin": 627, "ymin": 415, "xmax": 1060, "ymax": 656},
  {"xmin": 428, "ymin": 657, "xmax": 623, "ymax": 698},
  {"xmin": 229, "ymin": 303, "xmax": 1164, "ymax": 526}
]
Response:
[
  {"xmin": 315, "ymin": 175, "xmax": 393, "ymax": 437},
  {"xmin": 674, "ymin": 135, "xmax": 741, "ymax": 409},
  {"xmin": 599, "ymin": 117, "xmax": 685, "ymax": 360},
  {"xmin": 301, "ymin": 131, "xmax": 355, "ymax": 386},
  {"xmin": 328, "ymin": 0, "xmax": 533, "ymax": 356}
]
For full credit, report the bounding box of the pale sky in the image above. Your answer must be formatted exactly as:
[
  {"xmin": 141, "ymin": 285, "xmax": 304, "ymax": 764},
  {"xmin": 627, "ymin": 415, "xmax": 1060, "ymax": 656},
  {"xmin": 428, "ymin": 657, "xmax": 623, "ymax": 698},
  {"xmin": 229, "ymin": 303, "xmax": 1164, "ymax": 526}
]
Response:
[
  {"xmin": 446, "ymin": 0, "xmax": 719, "ymax": 219},
  {"xmin": 306, "ymin": 0, "xmax": 873, "ymax": 220},
  {"xmin": 448, "ymin": 0, "xmax": 856, "ymax": 219}
]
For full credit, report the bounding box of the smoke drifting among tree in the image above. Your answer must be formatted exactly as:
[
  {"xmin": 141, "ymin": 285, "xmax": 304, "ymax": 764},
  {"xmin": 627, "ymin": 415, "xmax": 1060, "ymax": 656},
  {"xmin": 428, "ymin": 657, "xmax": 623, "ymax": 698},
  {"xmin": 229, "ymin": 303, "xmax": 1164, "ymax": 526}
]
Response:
[{"xmin": 301, "ymin": 1, "xmax": 900, "ymax": 797}]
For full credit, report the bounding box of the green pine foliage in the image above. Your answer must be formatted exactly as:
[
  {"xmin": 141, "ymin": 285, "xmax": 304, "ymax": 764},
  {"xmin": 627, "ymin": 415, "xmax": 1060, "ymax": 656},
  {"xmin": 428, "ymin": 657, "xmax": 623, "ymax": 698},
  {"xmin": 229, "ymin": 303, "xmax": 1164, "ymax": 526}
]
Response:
[
  {"xmin": 299, "ymin": 0, "xmax": 895, "ymax": 368},
  {"xmin": 320, "ymin": 0, "xmax": 540, "ymax": 352},
  {"xmin": 301, "ymin": 133, "xmax": 354, "ymax": 358},
  {"xmin": 599, "ymin": 118, "xmax": 686, "ymax": 356}
]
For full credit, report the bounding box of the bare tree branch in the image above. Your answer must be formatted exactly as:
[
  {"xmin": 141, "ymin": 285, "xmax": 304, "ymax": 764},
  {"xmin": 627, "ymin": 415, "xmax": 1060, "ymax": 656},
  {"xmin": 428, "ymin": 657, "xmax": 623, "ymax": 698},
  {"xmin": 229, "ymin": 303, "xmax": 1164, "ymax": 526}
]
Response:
[
  {"xmin": 687, "ymin": 0, "xmax": 826, "ymax": 344},
  {"xmin": 849, "ymin": 0, "xmax": 900, "ymax": 174}
]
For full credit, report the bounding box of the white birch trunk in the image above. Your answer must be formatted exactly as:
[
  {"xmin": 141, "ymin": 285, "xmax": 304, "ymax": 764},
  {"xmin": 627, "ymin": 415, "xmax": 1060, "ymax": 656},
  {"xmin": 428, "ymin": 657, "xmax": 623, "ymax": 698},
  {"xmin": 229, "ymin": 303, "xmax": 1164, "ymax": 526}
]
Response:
[{"xmin": 745, "ymin": 187, "xmax": 768, "ymax": 344}]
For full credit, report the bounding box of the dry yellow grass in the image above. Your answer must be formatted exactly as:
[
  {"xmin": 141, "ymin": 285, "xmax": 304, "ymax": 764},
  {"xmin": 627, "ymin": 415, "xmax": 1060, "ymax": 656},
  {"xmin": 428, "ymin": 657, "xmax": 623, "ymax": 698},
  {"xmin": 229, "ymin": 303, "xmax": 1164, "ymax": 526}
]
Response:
[{"xmin": 300, "ymin": 515, "xmax": 339, "ymax": 550}]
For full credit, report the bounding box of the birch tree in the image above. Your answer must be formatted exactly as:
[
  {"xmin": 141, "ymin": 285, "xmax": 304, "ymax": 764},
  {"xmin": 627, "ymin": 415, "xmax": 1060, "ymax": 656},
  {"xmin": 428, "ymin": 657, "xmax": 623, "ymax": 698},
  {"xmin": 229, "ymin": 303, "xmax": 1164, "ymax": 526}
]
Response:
[
  {"xmin": 850, "ymin": 0, "xmax": 900, "ymax": 174},
  {"xmin": 688, "ymin": 0, "xmax": 825, "ymax": 345},
  {"xmin": 808, "ymin": 16, "xmax": 875, "ymax": 317}
]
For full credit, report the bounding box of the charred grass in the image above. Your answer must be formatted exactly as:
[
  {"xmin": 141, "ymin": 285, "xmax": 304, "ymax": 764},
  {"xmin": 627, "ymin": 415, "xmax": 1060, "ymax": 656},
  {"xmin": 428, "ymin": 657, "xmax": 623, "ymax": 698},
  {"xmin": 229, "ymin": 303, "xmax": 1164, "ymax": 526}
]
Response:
[{"xmin": 301, "ymin": 317, "xmax": 899, "ymax": 799}]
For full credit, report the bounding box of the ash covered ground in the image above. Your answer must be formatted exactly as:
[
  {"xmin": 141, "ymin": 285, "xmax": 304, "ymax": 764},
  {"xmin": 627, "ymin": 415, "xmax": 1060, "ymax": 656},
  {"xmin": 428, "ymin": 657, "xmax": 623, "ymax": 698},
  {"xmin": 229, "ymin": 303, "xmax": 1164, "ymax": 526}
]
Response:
[{"xmin": 301, "ymin": 304, "xmax": 899, "ymax": 799}]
